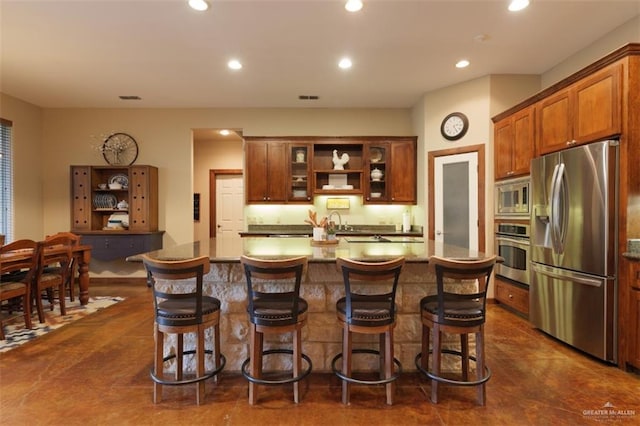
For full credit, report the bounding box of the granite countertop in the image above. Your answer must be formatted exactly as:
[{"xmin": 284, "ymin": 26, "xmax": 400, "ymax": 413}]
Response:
[
  {"xmin": 238, "ymin": 224, "xmax": 423, "ymax": 238},
  {"xmin": 130, "ymin": 235, "xmax": 491, "ymax": 264}
]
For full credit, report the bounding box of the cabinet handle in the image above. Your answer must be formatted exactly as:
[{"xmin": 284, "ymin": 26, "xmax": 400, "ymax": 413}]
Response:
[{"xmin": 508, "ymin": 294, "xmax": 513, "ymax": 299}]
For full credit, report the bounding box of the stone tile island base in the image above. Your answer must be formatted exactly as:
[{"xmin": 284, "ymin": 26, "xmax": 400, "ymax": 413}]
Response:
[{"xmin": 154, "ymin": 261, "xmax": 479, "ymax": 375}]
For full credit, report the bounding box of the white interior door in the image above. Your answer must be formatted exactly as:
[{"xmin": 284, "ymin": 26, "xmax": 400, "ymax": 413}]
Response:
[
  {"xmin": 215, "ymin": 175, "xmax": 244, "ymax": 237},
  {"xmin": 434, "ymin": 152, "xmax": 478, "ymax": 250}
]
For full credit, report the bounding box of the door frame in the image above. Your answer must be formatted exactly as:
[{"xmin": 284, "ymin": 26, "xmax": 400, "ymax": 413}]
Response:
[
  {"xmin": 428, "ymin": 144, "xmax": 486, "ymax": 252},
  {"xmin": 209, "ymin": 169, "xmax": 243, "ymax": 238}
]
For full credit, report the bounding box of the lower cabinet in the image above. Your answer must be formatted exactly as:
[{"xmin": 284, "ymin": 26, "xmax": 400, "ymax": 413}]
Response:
[
  {"xmin": 495, "ymin": 276, "xmax": 529, "ymax": 317},
  {"xmin": 80, "ymin": 232, "xmax": 164, "ymax": 261},
  {"xmin": 629, "ymin": 262, "xmax": 640, "ymax": 369}
]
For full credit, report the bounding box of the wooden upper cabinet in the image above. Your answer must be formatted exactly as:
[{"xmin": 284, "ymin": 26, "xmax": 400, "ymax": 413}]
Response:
[
  {"xmin": 537, "ymin": 62, "xmax": 622, "ymax": 155},
  {"xmin": 70, "ymin": 165, "xmax": 158, "ymax": 233},
  {"xmin": 245, "ymin": 140, "xmax": 287, "ymax": 203},
  {"xmin": 246, "ymin": 137, "xmax": 417, "ymax": 203},
  {"xmin": 389, "ymin": 138, "xmax": 417, "ymax": 203},
  {"xmin": 494, "ymin": 106, "xmax": 535, "ymax": 180},
  {"xmin": 129, "ymin": 166, "xmax": 158, "ymax": 231},
  {"xmin": 71, "ymin": 166, "xmax": 92, "ymax": 231},
  {"xmin": 363, "ymin": 138, "xmax": 417, "ymax": 204}
]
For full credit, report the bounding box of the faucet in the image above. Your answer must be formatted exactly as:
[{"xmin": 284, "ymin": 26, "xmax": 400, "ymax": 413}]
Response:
[{"xmin": 327, "ymin": 210, "xmax": 342, "ymax": 231}]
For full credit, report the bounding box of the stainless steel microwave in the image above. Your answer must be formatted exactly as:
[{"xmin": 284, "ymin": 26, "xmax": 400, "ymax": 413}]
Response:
[{"xmin": 495, "ymin": 177, "xmax": 530, "ymax": 217}]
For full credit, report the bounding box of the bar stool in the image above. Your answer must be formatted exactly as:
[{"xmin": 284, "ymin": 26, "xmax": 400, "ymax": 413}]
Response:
[
  {"xmin": 143, "ymin": 255, "xmax": 226, "ymax": 405},
  {"xmin": 331, "ymin": 257, "xmax": 405, "ymax": 405},
  {"xmin": 415, "ymin": 255, "xmax": 497, "ymax": 405},
  {"xmin": 240, "ymin": 255, "xmax": 312, "ymax": 405}
]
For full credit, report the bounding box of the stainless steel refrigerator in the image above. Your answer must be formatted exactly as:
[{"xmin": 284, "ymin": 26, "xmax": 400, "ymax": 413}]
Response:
[{"xmin": 530, "ymin": 140, "xmax": 618, "ymax": 363}]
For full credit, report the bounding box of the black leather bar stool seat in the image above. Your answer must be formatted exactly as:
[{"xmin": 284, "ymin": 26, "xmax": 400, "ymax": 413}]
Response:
[
  {"xmin": 240, "ymin": 255, "xmax": 312, "ymax": 404},
  {"xmin": 143, "ymin": 255, "xmax": 226, "ymax": 405},
  {"xmin": 331, "ymin": 257, "xmax": 405, "ymax": 405},
  {"xmin": 415, "ymin": 255, "xmax": 497, "ymax": 405}
]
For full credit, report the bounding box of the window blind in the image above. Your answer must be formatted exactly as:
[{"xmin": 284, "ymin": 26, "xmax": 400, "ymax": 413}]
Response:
[{"xmin": 0, "ymin": 118, "xmax": 13, "ymax": 242}]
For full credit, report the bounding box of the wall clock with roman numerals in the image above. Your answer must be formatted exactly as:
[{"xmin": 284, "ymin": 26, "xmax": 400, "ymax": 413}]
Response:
[{"xmin": 440, "ymin": 112, "xmax": 469, "ymax": 141}]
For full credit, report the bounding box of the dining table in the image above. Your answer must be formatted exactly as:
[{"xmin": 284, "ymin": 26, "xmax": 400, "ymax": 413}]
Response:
[{"xmin": 0, "ymin": 243, "xmax": 92, "ymax": 305}]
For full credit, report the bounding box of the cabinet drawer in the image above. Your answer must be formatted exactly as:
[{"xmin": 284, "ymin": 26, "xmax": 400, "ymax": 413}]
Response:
[
  {"xmin": 80, "ymin": 233, "xmax": 163, "ymax": 261},
  {"xmin": 495, "ymin": 278, "xmax": 529, "ymax": 316}
]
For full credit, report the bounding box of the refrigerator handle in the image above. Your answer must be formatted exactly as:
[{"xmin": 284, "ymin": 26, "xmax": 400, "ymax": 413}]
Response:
[
  {"xmin": 549, "ymin": 163, "xmax": 561, "ymax": 253},
  {"xmin": 555, "ymin": 163, "xmax": 566, "ymax": 254},
  {"xmin": 531, "ymin": 263, "xmax": 602, "ymax": 287}
]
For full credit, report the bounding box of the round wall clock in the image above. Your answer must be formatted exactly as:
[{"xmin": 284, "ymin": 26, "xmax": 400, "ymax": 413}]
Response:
[
  {"xmin": 102, "ymin": 132, "xmax": 139, "ymax": 166},
  {"xmin": 440, "ymin": 112, "xmax": 469, "ymax": 141}
]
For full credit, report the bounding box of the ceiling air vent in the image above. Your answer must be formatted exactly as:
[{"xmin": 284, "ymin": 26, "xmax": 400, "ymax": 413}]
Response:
[
  {"xmin": 119, "ymin": 95, "xmax": 142, "ymax": 100},
  {"xmin": 298, "ymin": 95, "xmax": 319, "ymax": 100}
]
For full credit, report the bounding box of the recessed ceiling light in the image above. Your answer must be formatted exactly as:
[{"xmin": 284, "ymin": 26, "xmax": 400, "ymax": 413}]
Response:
[
  {"xmin": 227, "ymin": 59, "xmax": 242, "ymax": 70},
  {"xmin": 456, "ymin": 60, "xmax": 470, "ymax": 69},
  {"xmin": 345, "ymin": 0, "xmax": 363, "ymax": 12},
  {"xmin": 508, "ymin": 0, "xmax": 530, "ymax": 12},
  {"xmin": 219, "ymin": 129, "xmax": 231, "ymax": 136},
  {"xmin": 188, "ymin": 0, "xmax": 209, "ymax": 11},
  {"xmin": 338, "ymin": 57, "xmax": 353, "ymax": 69}
]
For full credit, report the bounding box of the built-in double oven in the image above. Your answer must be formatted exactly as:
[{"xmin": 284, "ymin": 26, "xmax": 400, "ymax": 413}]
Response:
[
  {"xmin": 495, "ymin": 176, "xmax": 531, "ymax": 286},
  {"xmin": 495, "ymin": 223, "xmax": 530, "ymax": 286}
]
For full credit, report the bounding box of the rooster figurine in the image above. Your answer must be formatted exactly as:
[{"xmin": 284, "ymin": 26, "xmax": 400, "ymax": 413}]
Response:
[{"xmin": 332, "ymin": 149, "xmax": 350, "ymax": 170}]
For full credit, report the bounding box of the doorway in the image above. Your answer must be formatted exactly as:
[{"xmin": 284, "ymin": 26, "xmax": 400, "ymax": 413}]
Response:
[
  {"xmin": 428, "ymin": 144, "xmax": 485, "ymax": 251},
  {"xmin": 209, "ymin": 170, "xmax": 244, "ymax": 238}
]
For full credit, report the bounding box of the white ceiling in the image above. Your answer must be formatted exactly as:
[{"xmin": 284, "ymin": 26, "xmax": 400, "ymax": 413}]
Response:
[{"xmin": 1, "ymin": 0, "xmax": 639, "ymax": 109}]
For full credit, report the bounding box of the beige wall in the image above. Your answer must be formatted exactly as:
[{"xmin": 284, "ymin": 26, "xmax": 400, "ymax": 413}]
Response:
[
  {"xmin": 38, "ymin": 108, "xmax": 411, "ymax": 246},
  {"xmin": 193, "ymin": 135, "xmax": 244, "ymax": 242},
  {"xmin": 0, "ymin": 94, "xmax": 44, "ymax": 241},
  {"xmin": 412, "ymin": 75, "xmax": 493, "ymax": 249},
  {"xmin": 542, "ymin": 15, "xmax": 640, "ymax": 88}
]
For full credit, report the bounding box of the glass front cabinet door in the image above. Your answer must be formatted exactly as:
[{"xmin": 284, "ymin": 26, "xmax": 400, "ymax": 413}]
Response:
[
  {"xmin": 288, "ymin": 143, "xmax": 312, "ymax": 202},
  {"xmin": 365, "ymin": 143, "xmax": 388, "ymax": 203}
]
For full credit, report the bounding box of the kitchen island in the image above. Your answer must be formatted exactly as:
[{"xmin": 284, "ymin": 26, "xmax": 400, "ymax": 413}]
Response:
[{"xmin": 135, "ymin": 236, "xmax": 493, "ymax": 372}]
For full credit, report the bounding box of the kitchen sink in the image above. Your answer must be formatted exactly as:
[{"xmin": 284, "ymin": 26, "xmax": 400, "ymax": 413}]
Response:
[{"xmin": 345, "ymin": 236, "xmax": 424, "ymax": 243}]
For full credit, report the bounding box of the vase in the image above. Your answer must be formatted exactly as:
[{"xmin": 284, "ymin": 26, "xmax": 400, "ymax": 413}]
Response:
[
  {"xmin": 371, "ymin": 167, "xmax": 383, "ymax": 181},
  {"xmin": 313, "ymin": 227, "xmax": 326, "ymax": 241}
]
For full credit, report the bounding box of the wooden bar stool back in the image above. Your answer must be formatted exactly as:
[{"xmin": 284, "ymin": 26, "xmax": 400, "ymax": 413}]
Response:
[
  {"xmin": 332, "ymin": 257, "xmax": 405, "ymax": 405},
  {"xmin": 415, "ymin": 255, "xmax": 497, "ymax": 405},
  {"xmin": 143, "ymin": 255, "xmax": 226, "ymax": 405},
  {"xmin": 0, "ymin": 239, "xmax": 38, "ymax": 339},
  {"xmin": 240, "ymin": 255, "xmax": 312, "ymax": 405}
]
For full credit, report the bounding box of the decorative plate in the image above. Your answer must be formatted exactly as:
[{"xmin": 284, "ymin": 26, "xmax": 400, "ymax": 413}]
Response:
[
  {"xmin": 109, "ymin": 174, "xmax": 129, "ymax": 188},
  {"xmin": 370, "ymin": 148, "xmax": 383, "ymax": 163},
  {"xmin": 94, "ymin": 193, "xmax": 117, "ymax": 209}
]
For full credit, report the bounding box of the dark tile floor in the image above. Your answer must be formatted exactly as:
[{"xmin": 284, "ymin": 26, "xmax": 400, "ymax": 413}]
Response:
[{"xmin": 1, "ymin": 281, "xmax": 638, "ymax": 425}]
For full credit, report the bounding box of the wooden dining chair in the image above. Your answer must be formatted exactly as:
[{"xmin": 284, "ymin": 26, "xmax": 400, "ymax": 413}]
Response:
[
  {"xmin": 33, "ymin": 236, "xmax": 73, "ymax": 323},
  {"xmin": 0, "ymin": 239, "xmax": 38, "ymax": 339},
  {"xmin": 44, "ymin": 232, "xmax": 81, "ymax": 301}
]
